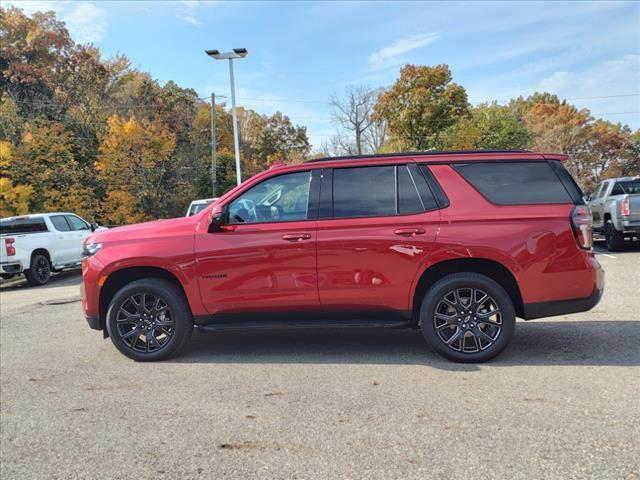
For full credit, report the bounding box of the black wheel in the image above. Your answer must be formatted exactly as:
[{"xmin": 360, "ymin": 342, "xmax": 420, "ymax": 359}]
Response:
[
  {"xmin": 420, "ymin": 273, "xmax": 515, "ymax": 363},
  {"xmin": 106, "ymin": 279, "xmax": 193, "ymax": 361},
  {"xmin": 24, "ymin": 254, "xmax": 51, "ymax": 286},
  {"xmin": 605, "ymin": 220, "xmax": 625, "ymax": 251}
]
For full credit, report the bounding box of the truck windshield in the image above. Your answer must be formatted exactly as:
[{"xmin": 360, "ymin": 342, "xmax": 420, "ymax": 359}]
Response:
[
  {"xmin": 612, "ymin": 180, "xmax": 640, "ymax": 195},
  {"xmin": 0, "ymin": 218, "xmax": 48, "ymax": 235}
]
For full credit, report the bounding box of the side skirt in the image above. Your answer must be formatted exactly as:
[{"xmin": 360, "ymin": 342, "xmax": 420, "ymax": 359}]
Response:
[{"xmin": 195, "ymin": 310, "xmax": 413, "ymax": 332}]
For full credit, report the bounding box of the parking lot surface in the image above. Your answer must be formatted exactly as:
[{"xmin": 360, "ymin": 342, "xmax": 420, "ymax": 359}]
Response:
[{"xmin": 1, "ymin": 243, "xmax": 639, "ymax": 480}]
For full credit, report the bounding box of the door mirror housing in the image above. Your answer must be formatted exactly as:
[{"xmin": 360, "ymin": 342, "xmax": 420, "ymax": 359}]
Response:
[
  {"xmin": 208, "ymin": 205, "xmax": 226, "ymax": 233},
  {"xmin": 90, "ymin": 222, "xmax": 99, "ymax": 232}
]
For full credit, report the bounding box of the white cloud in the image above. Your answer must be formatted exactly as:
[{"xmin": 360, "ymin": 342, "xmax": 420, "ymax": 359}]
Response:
[
  {"xmin": 181, "ymin": 15, "xmax": 201, "ymax": 26},
  {"xmin": 540, "ymin": 71, "xmax": 570, "ymax": 92},
  {"xmin": 63, "ymin": 2, "xmax": 108, "ymax": 43},
  {"xmin": 368, "ymin": 33, "xmax": 440, "ymax": 69}
]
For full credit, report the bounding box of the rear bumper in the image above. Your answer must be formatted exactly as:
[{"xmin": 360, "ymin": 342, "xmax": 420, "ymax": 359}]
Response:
[
  {"xmin": 522, "ymin": 264, "xmax": 604, "ymax": 320},
  {"xmin": 0, "ymin": 262, "xmax": 23, "ymax": 274}
]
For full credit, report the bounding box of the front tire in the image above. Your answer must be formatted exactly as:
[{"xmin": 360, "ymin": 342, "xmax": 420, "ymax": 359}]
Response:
[
  {"xmin": 106, "ymin": 279, "xmax": 193, "ymax": 361},
  {"xmin": 605, "ymin": 220, "xmax": 625, "ymax": 251},
  {"xmin": 420, "ymin": 273, "xmax": 515, "ymax": 363},
  {"xmin": 24, "ymin": 254, "xmax": 51, "ymax": 286}
]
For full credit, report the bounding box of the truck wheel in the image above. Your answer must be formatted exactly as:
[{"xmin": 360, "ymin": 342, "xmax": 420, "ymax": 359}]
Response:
[
  {"xmin": 106, "ymin": 279, "xmax": 193, "ymax": 361},
  {"xmin": 420, "ymin": 273, "xmax": 516, "ymax": 363},
  {"xmin": 24, "ymin": 254, "xmax": 51, "ymax": 286},
  {"xmin": 605, "ymin": 220, "xmax": 625, "ymax": 252}
]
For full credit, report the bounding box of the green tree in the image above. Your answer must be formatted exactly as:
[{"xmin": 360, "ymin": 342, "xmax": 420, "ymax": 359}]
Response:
[{"xmin": 372, "ymin": 64, "xmax": 470, "ymax": 150}]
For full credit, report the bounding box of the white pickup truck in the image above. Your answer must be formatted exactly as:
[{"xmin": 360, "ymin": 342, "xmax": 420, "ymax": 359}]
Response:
[
  {"xmin": 588, "ymin": 176, "xmax": 640, "ymax": 251},
  {"xmin": 0, "ymin": 213, "xmax": 105, "ymax": 286}
]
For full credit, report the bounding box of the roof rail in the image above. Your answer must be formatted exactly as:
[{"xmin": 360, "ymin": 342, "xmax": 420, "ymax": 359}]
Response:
[{"xmin": 305, "ymin": 149, "xmax": 531, "ymax": 163}]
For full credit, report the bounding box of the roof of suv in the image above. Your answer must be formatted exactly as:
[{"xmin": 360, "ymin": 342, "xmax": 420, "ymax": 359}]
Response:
[{"xmin": 306, "ymin": 149, "xmax": 568, "ymax": 164}]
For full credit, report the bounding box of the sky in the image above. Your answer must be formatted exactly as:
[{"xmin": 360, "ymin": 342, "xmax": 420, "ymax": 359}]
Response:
[{"xmin": 6, "ymin": 0, "xmax": 640, "ymax": 149}]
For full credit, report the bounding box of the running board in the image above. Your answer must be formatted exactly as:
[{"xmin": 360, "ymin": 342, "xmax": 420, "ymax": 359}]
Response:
[{"xmin": 195, "ymin": 310, "xmax": 412, "ymax": 332}]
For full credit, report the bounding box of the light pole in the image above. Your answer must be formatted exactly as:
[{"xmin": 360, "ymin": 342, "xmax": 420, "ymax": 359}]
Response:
[{"xmin": 205, "ymin": 48, "xmax": 248, "ymax": 186}]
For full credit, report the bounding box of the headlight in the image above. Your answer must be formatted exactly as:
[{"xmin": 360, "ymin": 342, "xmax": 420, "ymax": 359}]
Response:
[{"xmin": 83, "ymin": 243, "xmax": 102, "ymax": 257}]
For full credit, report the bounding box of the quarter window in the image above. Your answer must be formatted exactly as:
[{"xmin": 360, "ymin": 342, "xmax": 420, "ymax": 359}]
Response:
[
  {"xmin": 228, "ymin": 171, "xmax": 311, "ymax": 224},
  {"xmin": 453, "ymin": 162, "xmax": 572, "ymax": 205}
]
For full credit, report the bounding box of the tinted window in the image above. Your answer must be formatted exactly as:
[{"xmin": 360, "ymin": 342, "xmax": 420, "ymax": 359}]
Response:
[
  {"xmin": 612, "ymin": 180, "xmax": 640, "ymax": 195},
  {"xmin": 453, "ymin": 162, "xmax": 571, "ymax": 205},
  {"xmin": 398, "ymin": 165, "xmax": 424, "ymax": 214},
  {"xmin": 66, "ymin": 215, "xmax": 89, "ymax": 231},
  {"xmin": 333, "ymin": 166, "xmax": 396, "ymax": 218},
  {"xmin": 228, "ymin": 171, "xmax": 311, "ymax": 224},
  {"xmin": 188, "ymin": 203, "xmax": 211, "ymax": 216},
  {"xmin": 0, "ymin": 218, "xmax": 48, "ymax": 235},
  {"xmin": 50, "ymin": 215, "xmax": 71, "ymax": 231}
]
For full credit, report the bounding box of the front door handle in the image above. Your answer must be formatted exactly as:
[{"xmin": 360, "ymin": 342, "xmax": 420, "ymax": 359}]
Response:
[
  {"xmin": 282, "ymin": 233, "xmax": 311, "ymax": 242},
  {"xmin": 393, "ymin": 228, "xmax": 426, "ymax": 236}
]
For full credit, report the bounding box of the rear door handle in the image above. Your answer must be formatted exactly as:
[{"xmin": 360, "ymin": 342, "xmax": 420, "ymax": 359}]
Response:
[
  {"xmin": 393, "ymin": 228, "xmax": 426, "ymax": 236},
  {"xmin": 282, "ymin": 233, "xmax": 312, "ymax": 242}
]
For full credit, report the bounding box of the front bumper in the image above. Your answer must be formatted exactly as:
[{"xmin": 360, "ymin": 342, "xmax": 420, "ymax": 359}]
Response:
[
  {"xmin": 85, "ymin": 314, "xmax": 101, "ymax": 330},
  {"xmin": 522, "ymin": 262, "xmax": 604, "ymax": 320}
]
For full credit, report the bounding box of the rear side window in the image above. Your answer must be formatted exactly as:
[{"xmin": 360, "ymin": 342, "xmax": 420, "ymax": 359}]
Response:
[
  {"xmin": 50, "ymin": 215, "xmax": 71, "ymax": 231},
  {"xmin": 333, "ymin": 166, "xmax": 396, "ymax": 218},
  {"xmin": 612, "ymin": 180, "xmax": 640, "ymax": 195},
  {"xmin": 453, "ymin": 162, "xmax": 572, "ymax": 205},
  {"xmin": 0, "ymin": 218, "xmax": 48, "ymax": 235}
]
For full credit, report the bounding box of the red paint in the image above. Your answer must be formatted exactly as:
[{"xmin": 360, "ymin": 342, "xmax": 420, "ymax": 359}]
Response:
[{"xmin": 82, "ymin": 151, "xmax": 603, "ymax": 323}]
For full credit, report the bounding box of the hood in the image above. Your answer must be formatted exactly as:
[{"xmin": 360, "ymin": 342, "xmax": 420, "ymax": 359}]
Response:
[{"xmin": 90, "ymin": 217, "xmax": 196, "ymax": 243}]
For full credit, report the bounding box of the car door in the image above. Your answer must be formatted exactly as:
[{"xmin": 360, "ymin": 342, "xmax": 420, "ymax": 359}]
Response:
[
  {"xmin": 48, "ymin": 215, "xmax": 77, "ymax": 265},
  {"xmin": 316, "ymin": 163, "xmax": 441, "ymax": 314},
  {"xmin": 195, "ymin": 169, "xmax": 320, "ymax": 316},
  {"xmin": 65, "ymin": 215, "xmax": 93, "ymax": 262}
]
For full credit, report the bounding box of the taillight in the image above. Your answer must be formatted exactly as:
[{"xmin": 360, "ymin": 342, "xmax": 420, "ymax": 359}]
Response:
[
  {"xmin": 621, "ymin": 197, "xmax": 630, "ymax": 217},
  {"xmin": 5, "ymin": 238, "xmax": 16, "ymax": 256},
  {"xmin": 571, "ymin": 205, "xmax": 592, "ymax": 250}
]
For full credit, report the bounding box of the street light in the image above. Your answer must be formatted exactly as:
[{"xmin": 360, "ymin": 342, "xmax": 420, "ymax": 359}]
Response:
[{"xmin": 205, "ymin": 48, "xmax": 248, "ymax": 186}]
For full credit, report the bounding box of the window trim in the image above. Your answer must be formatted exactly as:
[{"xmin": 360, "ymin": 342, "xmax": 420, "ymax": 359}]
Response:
[
  {"xmin": 223, "ymin": 170, "xmax": 317, "ymax": 226},
  {"xmin": 321, "ymin": 163, "xmax": 442, "ymax": 222},
  {"xmin": 451, "ymin": 160, "xmax": 576, "ymax": 207}
]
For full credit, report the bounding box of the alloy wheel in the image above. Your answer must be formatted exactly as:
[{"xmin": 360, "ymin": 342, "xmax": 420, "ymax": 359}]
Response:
[
  {"xmin": 116, "ymin": 293, "xmax": 174, "ymax": 353},
  {"xmin": 433, "ymin": 287, "xmax": 503, "ymax": 353},
  {"xmin": 34, "ymin": 257, "xmax": 50, "ymax": 283}
]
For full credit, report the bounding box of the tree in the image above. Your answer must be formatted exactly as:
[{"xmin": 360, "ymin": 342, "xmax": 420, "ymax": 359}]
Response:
[
  {"xmin": 0, "ymin": 141, "xmax": 33, "ymax": 216},
  {"xmin": 330, "ymin": 86, "xmax": 381, "ymax": 155},
  {"xmin": 96, "ymin": 115, "xmax": 176, "ymax": 223},
  {"xmin": 442, "ymin": 103, "xmax": 531, "ymax": 150},
  {"xmin": 372, "ymin": 64, "xmax": 470, "ymax": 150}
]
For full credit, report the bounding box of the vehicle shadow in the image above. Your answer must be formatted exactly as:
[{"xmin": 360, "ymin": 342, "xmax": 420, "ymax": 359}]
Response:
[
  {"xmin": 0, "ymin": 270, "xmax": 81, "ymax": 291},
  {"xmin": 175, "ymin": 320, "xmax": 640, "ymax": 370},
  {"xmin": 593, "ymin": 239, "xmax": 640, "ymax": 255}
]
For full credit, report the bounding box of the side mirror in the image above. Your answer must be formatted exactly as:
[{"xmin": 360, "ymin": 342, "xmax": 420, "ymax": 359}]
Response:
[
  {"xmin": 208, "ymin": 205, "xmax": 225, "ymax": 233},
  {"xmin": 583, "ymin": 193, "xmax": 591, "ymax": 203},
  {"xmin": 90, "ymin": 222, "xmax": 99, "ymax": 232}
]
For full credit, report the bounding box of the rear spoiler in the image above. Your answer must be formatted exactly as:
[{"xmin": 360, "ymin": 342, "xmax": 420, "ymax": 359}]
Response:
[{"xmin": 541, "ymin": 153, "xmax": 570, "ymax": 162}]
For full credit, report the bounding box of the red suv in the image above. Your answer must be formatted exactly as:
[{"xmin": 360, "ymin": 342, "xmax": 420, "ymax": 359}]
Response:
[{"xmin": 81, "ymin": 150, "xmax": 604, "ymax": 362}]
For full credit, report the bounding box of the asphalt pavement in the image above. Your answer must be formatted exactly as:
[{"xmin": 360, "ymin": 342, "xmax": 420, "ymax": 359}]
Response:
[{"xmin": 1, "ymin": 242, "xmax": 639, "ymax": 479}]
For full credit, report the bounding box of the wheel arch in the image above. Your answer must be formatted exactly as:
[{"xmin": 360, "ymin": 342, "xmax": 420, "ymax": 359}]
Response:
[
  {"xmin": 98, "ymin": 266, "xmax": 192, "ymax": 335},
  {"xmin": 30, "ymin": 248, "xmax": 51, "ymax": 265},
  {"xmin": 411, "ymin": 258, "xmax": 524, "ymax": 323}
]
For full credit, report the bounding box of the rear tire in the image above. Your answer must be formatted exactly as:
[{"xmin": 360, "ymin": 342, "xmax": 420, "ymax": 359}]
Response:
[
  {"xmin": 24, "ymin": 254, "xmax": 51, "ymax": 286},
  {"xmin": 420, "ymin": 273, "xmax": 515, "ymax": 363},
  {"xmin": 605, "ymin": 220, "xmax": 625, "ymax": 251},
  {"xmin": 106, "ymin": 279, "xmax": 193, "ymax": 361}
]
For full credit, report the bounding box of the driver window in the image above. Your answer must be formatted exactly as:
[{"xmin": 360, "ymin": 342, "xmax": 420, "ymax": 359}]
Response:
[{"xmin": 228, "ymin": 171, "xmax": 312, "ymax": 224}]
